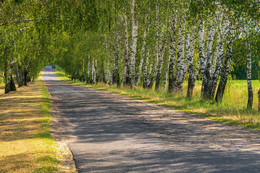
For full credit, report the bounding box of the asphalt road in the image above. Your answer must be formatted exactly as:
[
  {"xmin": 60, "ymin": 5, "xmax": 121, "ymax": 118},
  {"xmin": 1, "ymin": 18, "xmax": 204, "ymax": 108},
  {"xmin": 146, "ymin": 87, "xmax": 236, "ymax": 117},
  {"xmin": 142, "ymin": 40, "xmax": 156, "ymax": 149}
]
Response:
[{"xmin": 42, "ymin": 66, "xmax": 260, "ymax": 173}]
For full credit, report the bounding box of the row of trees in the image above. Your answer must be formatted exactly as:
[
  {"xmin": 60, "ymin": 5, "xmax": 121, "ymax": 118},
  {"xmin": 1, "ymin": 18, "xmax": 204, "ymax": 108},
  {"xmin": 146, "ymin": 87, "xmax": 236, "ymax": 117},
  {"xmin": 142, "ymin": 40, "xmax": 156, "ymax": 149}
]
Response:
[
  {"xmin": 57, "ymin": 0, "xmax": 259, "ymax": 109},
  {"xmin": 0, "ymin": 0, "xmax": 56, "ymax": 93},
  {"xmin": 0, "ymin": 0, "xmax": 259, "ymax": 110}
]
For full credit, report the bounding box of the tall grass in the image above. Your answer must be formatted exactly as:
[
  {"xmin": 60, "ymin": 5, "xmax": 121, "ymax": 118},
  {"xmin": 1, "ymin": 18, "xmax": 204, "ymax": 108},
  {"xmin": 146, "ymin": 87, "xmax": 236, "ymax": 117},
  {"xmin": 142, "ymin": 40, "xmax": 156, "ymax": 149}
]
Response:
[
  {"xmin": 0, "ymin": 74, "xmax": 4, "ymax": 88},
  {"xmin": 0, "ymin": 78, "xmax": 76, "ymax": 172},
  {"xmin": 55, "ymin": 66, "xmax": 260, "ymax": 130}
]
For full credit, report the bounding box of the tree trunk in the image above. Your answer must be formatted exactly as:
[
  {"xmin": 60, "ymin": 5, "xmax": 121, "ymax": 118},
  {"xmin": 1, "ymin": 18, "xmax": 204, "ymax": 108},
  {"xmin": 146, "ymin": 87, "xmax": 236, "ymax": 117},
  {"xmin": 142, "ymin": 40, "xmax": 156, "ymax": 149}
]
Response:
[
  {"xmin": 123, "ymin": 13, "xmax": 130, "ymax": 86},
  {"xmin": 198, "ymin": 20, "xmax": 207, "ymax": 98},
  {"xmin": 135, "ymin": 28, "xmax": 147, "ymax": 86},
  {"xmin": 187, "ymin": 23, "xmax": 199, "ymax": 98},
  {"xmin": 4, "ymin": 60, "xmax": 16, "ymax": 94},
  {"xmin": 24, "ymin": 70, "xmax": 29, "ymax": 86},
  {"xmin": 155, "ymin": 24, "xmax": 167, "ymax": 91},
  {"xmin": 163, "ymin": 56, "xmax": 170, "ymax": 90},
  {"xmin": 3, "ymin": 50, "xmax": 16, "ymax": 94},
  {"xmin": 203, "ymin": 18, "xmax": 216, "ymax": 99},
  {"xmin": 87, "ymin": 59, "xmax": 91, "ymax": 84},
  {"xmin": 215, "ymin": 56, "xmax": 231, "ymax": 103},
  {"xmin": 91, "ymin": 59, "xmax": 96, "ymax": 84},
  {"xmin": 80, "ymin": 60, "xmax": 85, "ymax": 82},
  {"xmin": 246, "ymin": 49, "xmax": 253, "ymax": 109},
  {"xmin": 16, "ymin": 67, "xmax": 23, "ymax": 87},
  {"xmin": 129, "ymin": 0, "xmax": 138, "ymax": 87},
  {"xmin": 113, "ymin": 34, "xmax": 121, "ymax": 87},
  {"xmin": 168, "ymin": 13, "xmax": 177, "ymax": 93},
  {"xmin": 186, "ymin": 28, "xmax": 194, "ymax": 97},
  {"xmin": 5, "ymin": 73, "xmax": 16, "ymax": 94},
  {"xmin": 95, "ymin": 60, "xmax": 98, "ymax": 84},
  {"xmin": 208, "ymin": 21, "xmax": 228, "ymax": 100},
  {"xmin": 175, "ymin": 18, "xmax": 185, "ymax": 92},
  {"xmin": 187, "ymin": 59, "xmax": 200, "ymax": 98},
  {"xmin": 142, "ymin": 49, "xmax": 149, "ymax": 88},
  {"xmin": 104, "ymin": 64, "xmax": 109, "ymax": 84}
]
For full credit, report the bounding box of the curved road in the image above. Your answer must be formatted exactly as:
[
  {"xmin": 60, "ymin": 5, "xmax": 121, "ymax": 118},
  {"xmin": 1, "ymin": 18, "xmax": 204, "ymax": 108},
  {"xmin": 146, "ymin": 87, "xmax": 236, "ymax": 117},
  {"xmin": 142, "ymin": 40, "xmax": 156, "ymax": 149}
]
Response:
[{"xmin": 42, "ymin": 66, "xmax": 260, "ymax": 173}]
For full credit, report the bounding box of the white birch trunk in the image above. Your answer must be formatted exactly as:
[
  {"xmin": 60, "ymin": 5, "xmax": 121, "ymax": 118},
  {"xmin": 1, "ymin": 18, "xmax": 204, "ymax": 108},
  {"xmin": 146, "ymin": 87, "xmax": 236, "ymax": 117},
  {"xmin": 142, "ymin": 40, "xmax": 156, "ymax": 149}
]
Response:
[
  {"xmin": 129, "ymin": 0, "xmax": 138, "ymax": 87},
  {"xmin": 163, "ymin": 56, "xmax": 170, "ymax": 90},
  {"xmin": 204, "ymin": 17, "xmax": 217, "ymax": 99},
  {"xmin": 247, "ymin": 52, "xmax": 253, "ymax": 109},
  {"xmin": 143, "ymin": 49, "xmax": 149, "ymax": 88},
  {"xmin": 198, "ymin": 20, "xmax": 207, "ymax": 98},
  {"xmin": 87, "ymin": 59, "xmax": 91, "ymax": 83},
  {"xmin": 215, "ymin": 22, "xmax": 233, "ymax": 102},
  {"xmin": 168, "ymin": 13, "xmax": 177, "ymax": 93},
  {"xmin": 135, "ymin": 28, "xmax": 147, "ymax": 86},
  {"xmin": 123, "ymin": 13, "xmax": 130, "ymax": 85},
  {"xmin": 175, "ymin": 18, "xmax": 185, "ymax": 92},
  {"xmin": 155, "ymin": 24, "xmax": 167, "ymax": 90},
  {"xmin": 91, "ymin": 59, "xmax": 95, "ymax": 83},
  {"xmin": 209, "ymin": 21, "xmax": 228, "ymax": 100}
]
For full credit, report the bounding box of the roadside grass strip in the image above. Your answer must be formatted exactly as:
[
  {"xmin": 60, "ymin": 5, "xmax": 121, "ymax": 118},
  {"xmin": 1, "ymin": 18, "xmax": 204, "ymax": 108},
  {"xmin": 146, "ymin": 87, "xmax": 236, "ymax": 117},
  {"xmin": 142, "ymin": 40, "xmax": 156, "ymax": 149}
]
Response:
[
  {"xmin": 0, "ymin": 79, "xmax": 75, "ymax": 173},
  {"xmin": 55, "ymin": 66, "xmax": 260, "ymax": 130}
]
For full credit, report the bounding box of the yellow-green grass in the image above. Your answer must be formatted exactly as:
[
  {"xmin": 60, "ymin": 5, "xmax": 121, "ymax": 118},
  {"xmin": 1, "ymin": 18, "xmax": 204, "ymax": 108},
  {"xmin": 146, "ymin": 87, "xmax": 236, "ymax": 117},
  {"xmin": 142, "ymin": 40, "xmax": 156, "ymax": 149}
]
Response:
[
  {"xmin": 0, "ymin": 79, "xmax": 75, "ymax": 172},
  {"xmin": 0, "ymin": 75, "xmax": 4, "ymax": 89},
  {"xmin": 55, "ymin": 66, "xmax": 260, "ymax": 130}
]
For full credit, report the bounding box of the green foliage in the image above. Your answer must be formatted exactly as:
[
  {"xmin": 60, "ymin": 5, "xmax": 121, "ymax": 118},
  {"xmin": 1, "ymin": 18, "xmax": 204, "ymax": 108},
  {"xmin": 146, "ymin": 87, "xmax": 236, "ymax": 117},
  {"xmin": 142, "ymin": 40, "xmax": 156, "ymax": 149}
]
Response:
[{"xmin": 0, "ymin": 0, "xmax": 259, "ymax": 102}]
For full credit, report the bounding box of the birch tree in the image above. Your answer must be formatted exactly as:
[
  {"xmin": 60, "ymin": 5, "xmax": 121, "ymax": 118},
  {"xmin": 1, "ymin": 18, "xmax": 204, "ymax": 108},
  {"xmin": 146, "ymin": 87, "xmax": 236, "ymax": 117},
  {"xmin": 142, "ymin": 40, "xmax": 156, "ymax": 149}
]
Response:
[
  {"xmin": 168, "ymin": 13, "xmax": 177, "ymax": 93},
  {"xmin": 129, "ymin": 0, "xmax": 138, "ymax": 87}
]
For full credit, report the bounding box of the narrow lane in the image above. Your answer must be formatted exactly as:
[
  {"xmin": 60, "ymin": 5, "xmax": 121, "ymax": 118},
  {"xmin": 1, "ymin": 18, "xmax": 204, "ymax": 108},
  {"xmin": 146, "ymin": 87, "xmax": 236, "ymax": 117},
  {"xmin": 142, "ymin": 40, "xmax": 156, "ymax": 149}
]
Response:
[{"xmin": 42, "ymin": 66, "xmax": 260, "ymax": 173}]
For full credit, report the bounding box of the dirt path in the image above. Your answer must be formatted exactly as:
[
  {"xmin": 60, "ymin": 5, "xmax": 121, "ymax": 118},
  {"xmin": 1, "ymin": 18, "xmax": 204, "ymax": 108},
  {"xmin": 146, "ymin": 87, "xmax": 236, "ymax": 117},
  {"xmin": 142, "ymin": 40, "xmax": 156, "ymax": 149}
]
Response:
[{"xmin": 42, "ymin": 66, "xmax": 260, "ymax": 173}]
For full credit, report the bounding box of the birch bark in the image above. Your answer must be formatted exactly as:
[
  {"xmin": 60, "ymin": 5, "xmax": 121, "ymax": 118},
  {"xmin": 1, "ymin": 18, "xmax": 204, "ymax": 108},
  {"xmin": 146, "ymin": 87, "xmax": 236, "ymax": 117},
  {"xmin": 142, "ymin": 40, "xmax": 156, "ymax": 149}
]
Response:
[
  {"xmin": 135, "ymin": 27, "xmax": 147, "ymax": 86},
  {"xmin": 87, "ymin": 59, "xmax": 91, "ymax": 83},
  {"xmin": 246, "ymin": 45, "xmax": 253, "ymax": 109},
  {"xmin": 214, "ymin": 23, "xmax": 233, "ymax": 103},
  {"xmin": 186, "ymin": 26, "xmax": 196, "ymax": 97},
  {"xmin": 129, "ymin": 0, "xmax": 138, "ymax": 87},
  {"xmin": 208, "ymin": 21, "xmax": 228, "ymax": 100},
  {"xmin": 198, "ymin": 20, "xmax": 207, "ymax": 98},
  {"xmin": 91, "ymin": 59, "xmax": 95, "ymax": 84},
  {"xmin": 168, "ymin": 13, "xmax": 177, "ymax": 93},
  {"xmin": 123, "ymin": 13, "xmax": 130, "ymax": 86},
  {"xmin": 142, "ymin": 49, "xmax": 149, "ymax": 88},
  {"xmin": 155, "ymin": 24, "xmax": 167, "ymax": 91},
  {"xmin": 175, "ymin": 18, "xmax": 185, "ymax": 92},
  {"xmin": 142, "ymin": 9, "xmax": 150, "ymax": 88},
  {"xmin": 215, "ymin": 55, "xmax": 231, "ymax": 103},
  {"xmin": 114, "ymin": 34, "xmax": 121, "ymax": 87},
  {"xmin": 163, "ymin": 56, "xmax": 170, "ymax": 90}
]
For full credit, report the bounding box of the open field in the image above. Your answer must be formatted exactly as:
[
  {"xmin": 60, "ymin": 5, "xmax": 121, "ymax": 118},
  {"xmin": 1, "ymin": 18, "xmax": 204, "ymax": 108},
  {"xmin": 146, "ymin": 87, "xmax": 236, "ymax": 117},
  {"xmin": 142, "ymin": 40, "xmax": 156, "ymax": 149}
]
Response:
[
  {"xmin": 55, "ymin": 66, "xmax": 260, "ymax": 130},
  {"xmin": 0, "ymin": 79, "xmax": 75, "ymax": 173}
]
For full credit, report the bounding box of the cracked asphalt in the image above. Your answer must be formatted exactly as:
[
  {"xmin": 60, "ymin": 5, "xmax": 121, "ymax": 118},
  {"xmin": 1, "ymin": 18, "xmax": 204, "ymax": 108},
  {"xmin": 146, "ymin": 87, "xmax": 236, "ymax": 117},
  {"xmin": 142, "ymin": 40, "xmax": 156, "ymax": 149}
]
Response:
[{"xmin": 42, "ymin": 66, "xmax": 260, "ymax": 173}]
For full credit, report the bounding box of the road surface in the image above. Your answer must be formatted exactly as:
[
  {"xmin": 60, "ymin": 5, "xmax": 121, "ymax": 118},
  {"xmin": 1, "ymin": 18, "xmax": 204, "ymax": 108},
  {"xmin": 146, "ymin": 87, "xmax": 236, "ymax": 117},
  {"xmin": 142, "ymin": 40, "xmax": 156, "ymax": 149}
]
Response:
[{"xmin": 42, "ymin": 66, "xmax": 260, "ymax": 173}]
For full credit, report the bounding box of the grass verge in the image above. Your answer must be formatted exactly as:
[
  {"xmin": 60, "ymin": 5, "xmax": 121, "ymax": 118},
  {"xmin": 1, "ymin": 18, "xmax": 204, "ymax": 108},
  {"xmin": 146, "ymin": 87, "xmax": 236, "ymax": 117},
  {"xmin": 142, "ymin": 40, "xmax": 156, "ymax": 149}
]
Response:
[
  {"xmin": 0, "ymin": 78, "xmax": 75, "ymax": 173},
  {"xmin": 54, "ymin": 66, "xmax": 260, "ymax": 130}
]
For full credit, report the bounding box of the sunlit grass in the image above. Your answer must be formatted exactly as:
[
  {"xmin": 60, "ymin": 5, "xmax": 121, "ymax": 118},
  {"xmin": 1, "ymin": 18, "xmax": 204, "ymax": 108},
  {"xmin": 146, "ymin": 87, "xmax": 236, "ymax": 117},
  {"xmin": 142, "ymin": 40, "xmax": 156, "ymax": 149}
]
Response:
[
  {"xmin": 0, "ymin": 74, "xmax": 3, "ymax": 88},
  {"xmin": 0, "ymin": 74, "xmax": 4, "ymax": 95},
  {"xmin": 0, "ymin": 78, "xmax": 75, "ymax": 173},
  {"xmin": 55, "ymin": 66, "xmax": 260, "ymax": 130}
]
